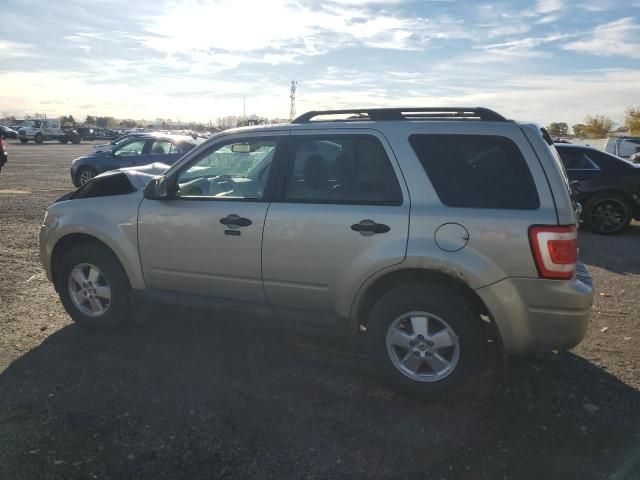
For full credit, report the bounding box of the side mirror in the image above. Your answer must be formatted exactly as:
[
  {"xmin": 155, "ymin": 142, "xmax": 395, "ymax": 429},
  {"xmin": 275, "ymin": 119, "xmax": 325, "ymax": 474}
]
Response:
[{"xmin": 143, "ymin": 175, "xmax": 171, "ymax": 200}]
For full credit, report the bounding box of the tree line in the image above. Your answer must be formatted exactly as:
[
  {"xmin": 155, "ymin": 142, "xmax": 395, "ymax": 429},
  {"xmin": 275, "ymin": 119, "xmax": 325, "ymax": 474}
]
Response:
[{"xmin": 547, "ymin": 106, "xmax": 640, "ymax": 139}]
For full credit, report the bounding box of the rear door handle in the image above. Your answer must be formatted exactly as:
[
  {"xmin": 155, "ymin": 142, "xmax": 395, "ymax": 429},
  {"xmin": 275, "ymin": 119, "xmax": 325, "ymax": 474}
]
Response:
[
  {"xmin": 220, "ymin": 214, "xmax": 252, "ymax": 227},
  {"xmin": 351, "ymin": 219, "xmax": 390, "ymax": 235}
]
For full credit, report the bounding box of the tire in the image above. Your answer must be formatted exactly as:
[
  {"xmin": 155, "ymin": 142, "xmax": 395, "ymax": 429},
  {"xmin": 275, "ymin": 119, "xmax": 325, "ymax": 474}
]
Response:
[
  {"xmin": 20, "ymin": 139, "xmax": 28, "ymax": 144},
  {"xmin": 367, "ymin": 282, "xmax": 487, "ymax": 399},
  {"xmin": 59, "ymin": 139, "xmax": 69, "ymax": 144},
  {"xmin": 34, "ymin": 133, "xmax": 43, "ymax": 144},
  {"xmin": 71, "ymin": 134, "xmax": 81, "ymax": 144},
  {"xmin": 56, "ymin": 242, "xmax": 131, "ymax": 331},
  {"xmin": 76, "ymin": 166, "xmax": 97, "ymax": 186},
  {"xmin": 583, "ymin": 192, "xmax": 631, "ymax": 235}
]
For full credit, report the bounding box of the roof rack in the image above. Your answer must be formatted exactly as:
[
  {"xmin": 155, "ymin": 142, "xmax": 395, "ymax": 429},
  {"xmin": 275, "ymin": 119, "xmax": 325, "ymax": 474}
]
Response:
[{"xmin": 291, "ymin": 107, "xmax": 508, "ymax": 123}]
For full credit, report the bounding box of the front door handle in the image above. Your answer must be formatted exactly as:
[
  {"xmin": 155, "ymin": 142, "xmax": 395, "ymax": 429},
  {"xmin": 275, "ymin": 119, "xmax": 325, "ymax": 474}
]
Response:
[
  {"xmin": 220, "ymin": 214, "xmax": 252, "ymax": 227},
  {"xmin": 351, "ymin": 219, "xmax": 390, "ymax": 235}
]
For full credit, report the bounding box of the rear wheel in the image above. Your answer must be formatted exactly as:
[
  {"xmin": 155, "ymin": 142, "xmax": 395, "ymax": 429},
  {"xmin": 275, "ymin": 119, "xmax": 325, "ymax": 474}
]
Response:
[
  {"xmin": 583, "ymin": 193, "xmax": 631, "ymax": 235},
  {"xmin": 59, "ymin": 139, "xmax": 69, "ymax": 144},
  {"xmin": 34, "ymin": 133, "xmax": 43, "ymax": 144},
  {"xmin": 367, "ymin": 283, "xmax": 487, "ymax": 399},
  {"xmin": 56, "ymin": 243, "xmax": 131, "ymax": 330},
  {"xmin": 77, "ymin": 166, "xmax": 96, "ymax": 186}
]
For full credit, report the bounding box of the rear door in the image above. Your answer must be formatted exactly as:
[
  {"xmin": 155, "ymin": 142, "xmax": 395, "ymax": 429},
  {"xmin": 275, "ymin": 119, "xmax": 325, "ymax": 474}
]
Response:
[
  {"xmin": 134, "ymin": 139, "xmax": 181, "ymax": 167},
  {"xmin": 261, "ymin": 129, "xmax": 410, "ymax": 314}
]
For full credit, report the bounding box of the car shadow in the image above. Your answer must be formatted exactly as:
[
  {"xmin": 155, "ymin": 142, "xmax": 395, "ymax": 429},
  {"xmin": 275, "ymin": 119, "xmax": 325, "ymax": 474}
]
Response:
[
  {"xmin": 1, "ymin": 309, "xmax": 639, "ymax": 480},
  {"xmin": 579, "ymin": 222, "xmax": 640, "ymax": 275}
]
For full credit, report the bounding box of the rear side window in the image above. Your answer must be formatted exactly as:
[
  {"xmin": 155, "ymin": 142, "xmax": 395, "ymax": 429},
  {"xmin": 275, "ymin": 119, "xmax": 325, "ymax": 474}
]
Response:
[
  {"xmin": 284, "ymin": 135, "xmax": 403, "ymax": 205},
  {"xmin": 409, "ymin": 134, "xmax": 539, "ymax": 209},
  {"xmin": 557, "ymin": 149, "xmax": 599, "ymax": 170}
]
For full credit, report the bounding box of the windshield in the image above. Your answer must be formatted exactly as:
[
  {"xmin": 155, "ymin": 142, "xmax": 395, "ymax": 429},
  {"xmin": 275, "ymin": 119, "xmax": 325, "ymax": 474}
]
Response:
[{"xmin": 26, "ymin": 120, "xmax": 42, "ymax": 128}]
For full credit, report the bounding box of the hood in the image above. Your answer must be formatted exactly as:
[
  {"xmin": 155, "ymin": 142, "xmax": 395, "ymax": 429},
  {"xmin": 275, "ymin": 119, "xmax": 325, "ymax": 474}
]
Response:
[
  {"xmin": 72, "ymin": 151, "xmax": 109, "ymax": 164},
  {"xmin": 115, "ymin": 162, "xmax": 172, "ymax": 189}
]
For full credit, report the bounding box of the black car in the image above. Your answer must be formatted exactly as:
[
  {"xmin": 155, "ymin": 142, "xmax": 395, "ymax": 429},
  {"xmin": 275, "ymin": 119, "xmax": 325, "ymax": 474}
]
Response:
[
  {"xmin": 555, "ymin": 143, "xmax": 640, "ymax": 234},
  {"xmin": 0, "ymin": 125, "xmax": 18, "ymax": 140}
]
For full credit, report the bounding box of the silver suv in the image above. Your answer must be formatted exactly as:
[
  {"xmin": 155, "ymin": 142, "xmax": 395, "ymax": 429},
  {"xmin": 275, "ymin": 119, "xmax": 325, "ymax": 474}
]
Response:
[{"xmin": 40, "ymin": 107, "xmax": 593, "ymax": 397}]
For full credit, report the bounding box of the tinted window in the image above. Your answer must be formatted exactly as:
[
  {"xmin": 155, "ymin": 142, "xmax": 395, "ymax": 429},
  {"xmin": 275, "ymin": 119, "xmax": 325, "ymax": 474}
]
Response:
[
  {"xmin": 149, "ymin": 140, "xmax": 177, "ymax": 155},
  {"xmin": 176, "ymin": 138, "xmax": 277, "ymax": 199},
  {"xmin": 410, "ymin": 134, "xmax": 539, "ymax": 209},
  {"xmin": 284, "ymin": 136, "xmax": 402, "ymax": 205},
  {"xmin": 557, "ymin": 149, "xmax": 599, "ymax": 170}
]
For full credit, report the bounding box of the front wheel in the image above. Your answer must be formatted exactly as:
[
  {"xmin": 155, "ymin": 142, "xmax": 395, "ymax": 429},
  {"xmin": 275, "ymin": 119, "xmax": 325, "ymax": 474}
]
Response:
[
  {"xmin": 583, "ymin": 193, "xmax": 631, "ymax": 235},
  {"xmin": 70, "ymin": 134, "xmax": 81, "ymax": 144},
  {"xmin": 34, "ymin": 133, "xmax": 43, "ymax": 144},
  {"xmin": 77, "ymin": 166, "xmax": 96, "ymax": 186},
  {"xmin": 20, "ymin": 139, "xmax": 28, "ymax": 144},
  {"xmin": 56, "ymin": 243, "xmax": 131, "ymax": 330},
  {"xmin": 367, "ymin": 283, "xmax": 487, "ymax": 399},
  {"xmin": 59, "ymin": 139, "xmax": 69, "ymax": 144}
]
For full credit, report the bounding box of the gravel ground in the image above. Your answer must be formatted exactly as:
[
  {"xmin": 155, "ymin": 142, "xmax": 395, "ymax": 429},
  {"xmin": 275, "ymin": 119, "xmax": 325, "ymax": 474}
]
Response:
[{"xmin": 1, "ymin": 141, "xmax": 639, "ymax": 480}]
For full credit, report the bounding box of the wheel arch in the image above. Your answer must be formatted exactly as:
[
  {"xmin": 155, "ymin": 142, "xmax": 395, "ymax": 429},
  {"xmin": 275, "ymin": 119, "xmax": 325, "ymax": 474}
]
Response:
[
  {"xmin": 50, "ymin": 233, "xmax": 133, "ymax": 291},
  {"xmin": 355, "ymin": 268, "xmax": 489, "ymax": 324},
  {"xmin": 582, "ymin": 188, "xmax": 634, "ymax": 205}
]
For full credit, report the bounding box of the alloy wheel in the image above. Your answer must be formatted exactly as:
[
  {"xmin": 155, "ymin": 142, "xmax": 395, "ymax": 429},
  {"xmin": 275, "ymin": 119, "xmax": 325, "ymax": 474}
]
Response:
[
  {"xmin": 385, "ymin": 311, "xmax": 460, "ymax": 382},
  {"xmin": 67, "ymin": 263, "xmax": 111, "ymax": 317},
  {"xmin": 589, "ymin": 198, "xmax": 628, "ymax": 233}
]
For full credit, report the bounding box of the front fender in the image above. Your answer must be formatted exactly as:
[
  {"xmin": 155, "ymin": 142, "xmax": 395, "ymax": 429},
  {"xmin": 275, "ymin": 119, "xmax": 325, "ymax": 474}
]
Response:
[{"xmin": 43, "ymin": 193, "xmax": 145, "ymax": 289}]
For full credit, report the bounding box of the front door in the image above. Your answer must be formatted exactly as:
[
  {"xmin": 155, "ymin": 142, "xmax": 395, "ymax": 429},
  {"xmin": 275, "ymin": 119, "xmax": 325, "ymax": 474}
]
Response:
[
  {"xmin": 138, "ymin": 132, "xmax": 287, "ymax": 303},
  {"xmin": 261, "ymin": 130, "xmax": 410, "ymax": 314}
]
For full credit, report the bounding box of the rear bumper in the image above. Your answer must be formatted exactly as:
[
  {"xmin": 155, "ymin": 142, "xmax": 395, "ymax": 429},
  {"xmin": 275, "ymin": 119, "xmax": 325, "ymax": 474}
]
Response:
[{"xmin": 476, "ymin": 264, "xmax": 593, "ymax": 354}]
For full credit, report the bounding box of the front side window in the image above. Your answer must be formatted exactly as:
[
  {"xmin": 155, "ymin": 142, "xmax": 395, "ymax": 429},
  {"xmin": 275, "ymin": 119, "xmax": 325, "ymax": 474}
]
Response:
[
  {"xmin": 558, "ymin": 150, "xmax": 599, "ymax": 170},
  {"xmin": 283, "ymin": 136, "xmax": 402, "ymax": 205},
  {"xmin": 114, "ymin": 140, "xmax": 146, "ymax": 157},
  {"xmin": 410, "ymin": 134, "xmax": 539, "ymax": 209},
  {"xmin": 175, "ymin": 138, "xmax": 277, "ymax": 199}
]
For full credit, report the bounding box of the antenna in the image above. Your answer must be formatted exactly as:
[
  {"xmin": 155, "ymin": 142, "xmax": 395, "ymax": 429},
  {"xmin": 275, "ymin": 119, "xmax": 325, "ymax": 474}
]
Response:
[{"xmin": 289, "ymin": 81, "xmax": 297, "ymax": 120}]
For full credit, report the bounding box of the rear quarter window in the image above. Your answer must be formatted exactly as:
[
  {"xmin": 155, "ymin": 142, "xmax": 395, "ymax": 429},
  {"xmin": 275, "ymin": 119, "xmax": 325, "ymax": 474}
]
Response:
[{"xmin": 409, "ymin": 134, "xmax": 540, "ymax": 209}]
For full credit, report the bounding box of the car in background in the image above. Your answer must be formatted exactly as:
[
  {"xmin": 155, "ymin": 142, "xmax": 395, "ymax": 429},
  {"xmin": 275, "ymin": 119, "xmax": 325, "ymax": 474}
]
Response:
[
  {"xmin": 0, "ymin": 135, "xmax": 7, "ymax": 172},
  {"xmin": 604, "ymin": 136, "xmax": 640, "ymax": 160},
  {"xmin": 555, "ymin": 143, "xmax": 640, "ymax": 234},
  {"xmin": 91, "ymin": 132, "xmax": 152, "ymax": 153},
  {"xmin": 0, "ymin": 125, "xmax": 19, "ymax": 140},
  {"xmin": 70, "ymin": 134, "xmax": 201, "ymax": 186}
]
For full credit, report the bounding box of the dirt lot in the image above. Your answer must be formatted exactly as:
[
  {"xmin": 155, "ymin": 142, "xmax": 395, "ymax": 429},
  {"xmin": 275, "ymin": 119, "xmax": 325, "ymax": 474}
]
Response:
[{"xmin": 1, "ymin": 141, "xmax": 639, "ymax": 480}]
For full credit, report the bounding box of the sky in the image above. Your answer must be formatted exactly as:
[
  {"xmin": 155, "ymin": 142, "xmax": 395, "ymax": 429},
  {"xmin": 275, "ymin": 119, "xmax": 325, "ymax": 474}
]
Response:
[{"xmin": 0, "ymin": 0, "xmax": 639, "ymax": 126}]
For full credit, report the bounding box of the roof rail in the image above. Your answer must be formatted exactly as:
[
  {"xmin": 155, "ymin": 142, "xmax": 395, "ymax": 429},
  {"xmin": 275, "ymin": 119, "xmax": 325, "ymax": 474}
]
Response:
[{"xmin": 291, "ymin": 107, "xmax": 508, "ymax": 123}]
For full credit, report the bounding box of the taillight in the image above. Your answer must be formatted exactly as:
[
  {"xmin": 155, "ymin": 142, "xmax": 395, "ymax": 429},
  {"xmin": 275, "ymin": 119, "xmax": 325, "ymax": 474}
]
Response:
[{"xmin": 528, "ymin": 225, "xmax": 577, "ymax": 280}]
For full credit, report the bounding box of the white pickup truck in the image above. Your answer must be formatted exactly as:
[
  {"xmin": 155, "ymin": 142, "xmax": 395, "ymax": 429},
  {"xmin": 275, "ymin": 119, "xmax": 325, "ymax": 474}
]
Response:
[{"xmin": 18, "ymin": 119, "xmax": 81, "ymax": 144}]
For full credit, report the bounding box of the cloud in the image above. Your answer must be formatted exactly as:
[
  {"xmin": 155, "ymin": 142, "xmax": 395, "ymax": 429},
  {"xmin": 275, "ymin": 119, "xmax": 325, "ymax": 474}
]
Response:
[
  {"xmin": 564, "ymin": 17, "xmax": 640, "ymax": 59},
  {"xmin": 536, "ymin": 0, "xmax": 564, "ymax": 13}
]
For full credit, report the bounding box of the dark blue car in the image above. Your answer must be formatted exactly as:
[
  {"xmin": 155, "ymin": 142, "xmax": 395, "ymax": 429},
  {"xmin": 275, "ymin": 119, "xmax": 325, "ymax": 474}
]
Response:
[{"xmin": 70, "ymin": 135, "xmax": 200, "ymax": 186}]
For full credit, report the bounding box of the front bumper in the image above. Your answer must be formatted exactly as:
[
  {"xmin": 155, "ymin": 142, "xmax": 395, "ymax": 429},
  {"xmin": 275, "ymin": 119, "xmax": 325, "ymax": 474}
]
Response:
[
  {"xmin": 39, "ymin": 225, "xmax": 53, "ymax": 282},
  {"xmin": 477, "ymin": 264, "xmax": 593, "ymax": 354}
]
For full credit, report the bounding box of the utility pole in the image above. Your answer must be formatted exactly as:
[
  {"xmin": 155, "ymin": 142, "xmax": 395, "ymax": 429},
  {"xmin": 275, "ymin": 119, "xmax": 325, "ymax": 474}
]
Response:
[
  {"xmin": 289, "ymin": 81, "xmax": 297, "ymax": 120},
  {"xmin": 243, "ymin": 97, "xmax": 246, "ymax": 120}
]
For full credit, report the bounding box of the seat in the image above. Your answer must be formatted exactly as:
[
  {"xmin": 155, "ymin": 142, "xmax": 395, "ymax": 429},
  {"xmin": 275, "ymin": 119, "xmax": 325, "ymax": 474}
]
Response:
[
  {"xmin": 303, "ymin": 154, "xmax": 329, "ymax": 197},
  {"xmin": 151, "ymin": 143, "xmax": 167, "ymax": 154}
]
